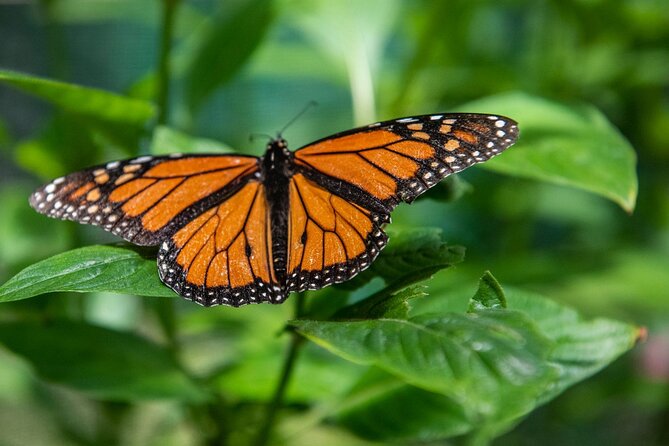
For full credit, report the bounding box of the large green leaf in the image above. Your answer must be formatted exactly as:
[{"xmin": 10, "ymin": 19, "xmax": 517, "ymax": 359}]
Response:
[
  {"xmin": 0, "ymin": 69, "xmax": 155, "ymax": 127},
  {"xmin": 298, "ymin": 272, "xmax": 640, "ymax": 443},
  {"xmin": 459, "ymin": 92, "xmax": 638, "ymax": 212},
  {"xmin": 184, "ymin": 0, "xmax": 273, "ymax": 112},
  {"xmin": 0, "ymin": 245, "xmax": 173, "ymax": 302},
  {"xmin": 291, "ymin": 308, "xmax": 556, "ymax": 428},
  {"xmin": 0, "ymin": 320, "xmax": 205, "ymax": 401}
]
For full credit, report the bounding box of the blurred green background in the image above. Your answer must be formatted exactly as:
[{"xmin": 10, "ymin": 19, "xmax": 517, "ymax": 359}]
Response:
[{"xmin": 0, "ymin": 0, "xmax": 667, "ymax": 445}]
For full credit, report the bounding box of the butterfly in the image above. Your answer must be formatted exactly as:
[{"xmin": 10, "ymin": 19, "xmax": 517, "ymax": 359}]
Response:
[{"xmin": 30, "ymin": 113, "xmax": 518, "ymax": 307}]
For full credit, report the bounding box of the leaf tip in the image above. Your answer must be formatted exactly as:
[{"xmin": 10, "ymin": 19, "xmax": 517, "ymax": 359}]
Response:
[
  {"xmin": 468, "ymin": 271, "xmax": 507, "ymax": 312},
  {"xmin": 635, "ymin": 326, "xmax": 648, "ymax": 345}
]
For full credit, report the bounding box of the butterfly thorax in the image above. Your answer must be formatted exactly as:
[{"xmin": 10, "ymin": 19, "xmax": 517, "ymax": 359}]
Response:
[{"xmin": 261, "ymin": 138, "xmax": 292, "ymax": 286}]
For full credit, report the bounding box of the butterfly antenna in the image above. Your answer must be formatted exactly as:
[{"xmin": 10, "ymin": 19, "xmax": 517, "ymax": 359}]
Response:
[{"xmin": 278, "ymin": 101, "xmax": 318, "ymax": 137}]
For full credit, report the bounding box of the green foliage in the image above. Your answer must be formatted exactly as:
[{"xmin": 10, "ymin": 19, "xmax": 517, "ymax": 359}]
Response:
[
  {"xmin": 0, "ymin": 320, "xmax": 206, "ymax": 402},
  {"xmin": 294, "ymin": 272, "xmax": 638, "ymax": 443},
  {"xmin": 150, "ymin": 125, "xmax": 232, "ymax": 155},
  {"xmin": 184, "ymin": 0, "xmax": 274, "ymax": 113},
  {"xmin": 0, "ymin": 0, "xmax": 662, "ymax": 445},
  {"xmin": 0, "ymin": 69, "xmax": 155, "ymax": 127}
]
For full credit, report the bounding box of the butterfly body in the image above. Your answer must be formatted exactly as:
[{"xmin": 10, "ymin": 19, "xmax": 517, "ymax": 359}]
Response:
[
  {"xmin": 260, "ymin": 138, "xmax": 292, "ymax": 288},
  {"xmin": 30, "ymin": 113, "xmax": 518, "ymax": 307}
]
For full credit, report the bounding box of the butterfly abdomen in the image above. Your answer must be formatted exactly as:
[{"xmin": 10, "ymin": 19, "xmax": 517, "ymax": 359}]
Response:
[{"xmin": 261, "ymin": 139, "xmax": 293, "ymax": 287}]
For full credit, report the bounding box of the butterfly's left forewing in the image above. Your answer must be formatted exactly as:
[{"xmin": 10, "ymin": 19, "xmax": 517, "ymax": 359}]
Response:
[{"xmin": 30, "ymin": 154, "xmax": 260, "ymax": 245}]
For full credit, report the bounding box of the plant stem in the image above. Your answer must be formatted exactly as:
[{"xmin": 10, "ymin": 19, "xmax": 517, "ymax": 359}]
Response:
[
  {"xmin": 154, "ymin": 0, "xmax": 181, "ymax": 354},
  {"xmin": 157, "ymin": 0, "xmax": 180, "ymax": 126},
  {"xmin": 253, "ymin": 294, "xmax": 306, "ymax": 446}
]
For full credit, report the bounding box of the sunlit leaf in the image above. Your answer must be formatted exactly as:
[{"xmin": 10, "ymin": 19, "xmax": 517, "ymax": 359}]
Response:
[
  {"xmin": 503, "ymin": 286, "xmax": 641, "ymax": 402},
  {"xmin": 291, "ymin": 307, "xmax": 556, "ymax": 427},
  {"xmin": 468, "ymin": 270, "xmax": 506, "ymax": 312},
  {"xmin": 300, "ymin": 272, "xmax": 639, "ymax": 443},
  {"xmin": 0, "ymin": 245, "xmax": 173, "ymax": 302}
]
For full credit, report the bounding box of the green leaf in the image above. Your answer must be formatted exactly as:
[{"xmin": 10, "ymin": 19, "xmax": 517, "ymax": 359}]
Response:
[
  {"xmin": 503, "ymin": 286, "xmax": 641, "ymax": 403},
  {"xmin": 336, "ymin": 369, "xmax": 472, "ymax": 442},
  {"xmin": 291, "ymin": 309, "xmax": 556, "ymax": 426},
  {"xmin": 337, "ymin": 228, "xmax": 465, "ymax": 292},
  {"xmin": 0, "ymin": 69, "xmax": 155, "ymax": 127},
  {"xmin": 0, "ymin": 245, "xmax": 173, "ymax": 302},
  {"xmin": 150, "ymin": 125, "xmax": 232, "ymax": 155},
  {"xmin": 468, "ymin": 271, "xmax": 507, "ymax": 312},
  {"xmin": 299, "ymin": 272, "xmax": 640, "ymax": 443},
  {"xmin": 458, "ymin": 92, "xmax": 638, "ymax": 212},
  {"xmin": 184, "ymin": 0, "xmax": 273, "ymax": 112},
  {"xmin": 0, "ymin": 320, "xmax": 206, "ymax": 401}
]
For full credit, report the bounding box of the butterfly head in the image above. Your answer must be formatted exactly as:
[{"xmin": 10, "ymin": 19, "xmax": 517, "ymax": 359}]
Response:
[
  {"xmin": 262, "ymin": 136, "xmax": 292, "ymax": 173},
  {"xmin": 267, "ymin": 135, "xmax": 290, "ymax": 156}
]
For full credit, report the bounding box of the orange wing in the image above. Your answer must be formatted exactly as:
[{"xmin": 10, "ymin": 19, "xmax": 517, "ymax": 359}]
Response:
[
  {"xmin": 285, "ymin": 173, "xmax": 389, "ymax": 293},
  {"xmin": 293, "ymin": 113, "xmax": 518, "ymax": 212},
  {"xmin": 157, "ymin": 181, "xmax": 282, "ymax": 306},
  {"xmin": 30, "ymin": 154, "xmax": 259, "ymax": 246}
]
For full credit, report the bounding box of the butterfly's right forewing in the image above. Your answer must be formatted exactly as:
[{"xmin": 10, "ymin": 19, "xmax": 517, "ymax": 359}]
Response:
[{"xmin": 293, "ymin": 113, "xmax": 519, "ymax": 211}]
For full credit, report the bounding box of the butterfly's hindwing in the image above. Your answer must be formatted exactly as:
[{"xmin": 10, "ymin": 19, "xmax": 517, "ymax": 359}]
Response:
[
  {"xmin": 158, "ymin": 181, "xmax": 284, "ymax": 307},
  {"xmin": 285, "ymin": 173, "xmax": 389, "ymax": 293}
]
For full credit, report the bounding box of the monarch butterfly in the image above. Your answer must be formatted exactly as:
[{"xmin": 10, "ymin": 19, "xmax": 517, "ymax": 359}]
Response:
[{"xmin": 30, "ymin": 113, "xmax": 518, "ymax": 307}]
